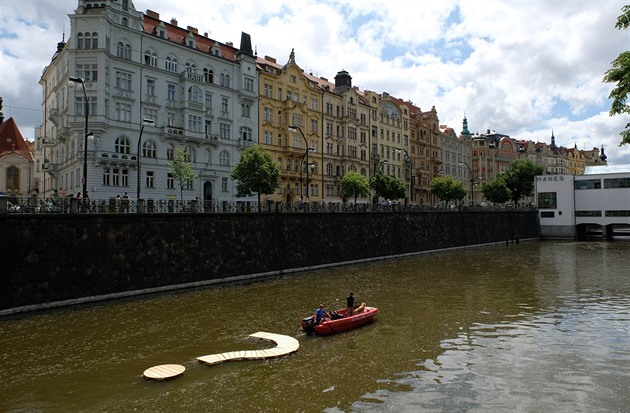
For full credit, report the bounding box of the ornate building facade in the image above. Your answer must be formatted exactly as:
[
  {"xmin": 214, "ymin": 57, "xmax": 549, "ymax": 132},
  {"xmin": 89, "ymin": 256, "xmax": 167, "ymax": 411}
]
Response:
[{"xmin": 38, "ymin": 0, "xmax": 257, "ymax": 202}]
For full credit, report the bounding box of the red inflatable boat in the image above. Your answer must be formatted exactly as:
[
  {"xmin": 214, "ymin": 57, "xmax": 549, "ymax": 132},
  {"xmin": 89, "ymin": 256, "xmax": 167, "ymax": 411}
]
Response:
[{"xmin": 301, "ymin": 306, "xmax": 379, "ymax": 336}]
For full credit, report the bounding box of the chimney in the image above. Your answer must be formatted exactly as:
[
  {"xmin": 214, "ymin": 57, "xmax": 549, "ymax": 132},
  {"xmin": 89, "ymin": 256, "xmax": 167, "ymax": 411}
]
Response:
[
  {"xmin": 146, "ymin": 9, "xmax": 159, "ymax": 19},
  {"xmin": 264, "ymin": 56, "xmax": 276, "ymax": 63},
  {"xmin": 187, "ymin": 26, "xmax": 198, "ymax": 34},
  {"xmin": 170, "ymin": 18, "xmax": 178, "ymax": 26}
]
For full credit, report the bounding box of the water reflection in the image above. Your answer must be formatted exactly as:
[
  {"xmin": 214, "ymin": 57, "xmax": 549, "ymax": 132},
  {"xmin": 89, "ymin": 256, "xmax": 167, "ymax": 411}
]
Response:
[{"xmin": 1, "ymin": 241, "xmax": 629, "ymax": 412}]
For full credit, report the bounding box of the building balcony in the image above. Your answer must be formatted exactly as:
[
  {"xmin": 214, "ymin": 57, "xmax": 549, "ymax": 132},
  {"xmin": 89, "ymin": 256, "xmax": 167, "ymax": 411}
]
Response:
[
  {"xmin": 95, "ymin": 151, "xmax": 137, "ymax": 168},
  {"xmin": 180, "ymin": 70, "xmax": 205, "ymax": 83},
  {"xmin": 239, "ymin": 139, "xmax": 255, "ymax": 149},
  {"xmin": 162, "ymin": 126, "xmax": 185, "ymax": 137}
]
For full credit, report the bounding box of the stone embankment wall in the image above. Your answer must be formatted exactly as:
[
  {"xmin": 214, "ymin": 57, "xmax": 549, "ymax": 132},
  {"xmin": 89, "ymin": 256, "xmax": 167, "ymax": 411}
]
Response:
[{"xmin": 1, "ymin": 211, "xmax": 538, "ymax": 313}]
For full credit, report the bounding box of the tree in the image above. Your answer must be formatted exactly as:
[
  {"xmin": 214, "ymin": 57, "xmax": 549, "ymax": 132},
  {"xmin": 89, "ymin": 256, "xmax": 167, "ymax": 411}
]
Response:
[
  {"xmin": 166, "ymin": 148, "xmax": 198, "ymax": 200},
  {"xmin": 229, "ymin": 145, "xmax": 280, "ymax": 204},
  {"xmin": 340, "ymin": 171, "xmax": 371, "ymax": 203},
  {"xmin": 501, "ymin": 159, "xmax": 544, "ymax": 205},
  {"xmin": 603, "ymin": 5, "xmax": 630, "ymax": 145},
  {"xmin": 481, "ymin": 177, "xmax": 512, "ymax": 205},
  {"xmin": 370, "ymin": 173, "xmax": 406, "ymax": 202},
  {"xmin": 429, "ymin": 175, "xmax": 466, "ymax": 206}
]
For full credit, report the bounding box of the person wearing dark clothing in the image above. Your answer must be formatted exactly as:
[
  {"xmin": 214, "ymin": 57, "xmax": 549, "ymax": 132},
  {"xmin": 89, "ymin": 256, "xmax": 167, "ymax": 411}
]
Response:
[{"xmin": 346, "ymin": 292, "xmax": 355, "ymax": 316}]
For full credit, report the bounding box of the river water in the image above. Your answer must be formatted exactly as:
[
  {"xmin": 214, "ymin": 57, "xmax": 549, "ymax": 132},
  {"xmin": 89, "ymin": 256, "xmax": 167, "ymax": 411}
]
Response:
[{"xmin": 1, "ymin": 240, "xmax": 629, "ymax": 413}]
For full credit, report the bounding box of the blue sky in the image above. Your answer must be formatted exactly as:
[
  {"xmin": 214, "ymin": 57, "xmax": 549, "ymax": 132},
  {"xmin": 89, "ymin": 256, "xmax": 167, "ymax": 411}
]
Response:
[{"xmin": 1, "ymin": 0, "xmax": 628, "ymax": 164}]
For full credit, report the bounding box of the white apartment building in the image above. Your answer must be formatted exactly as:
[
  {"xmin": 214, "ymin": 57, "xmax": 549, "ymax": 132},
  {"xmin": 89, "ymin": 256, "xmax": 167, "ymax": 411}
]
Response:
[{"xmin": 38, "ymin": 0, "xmax": 258, "ymax": 202}]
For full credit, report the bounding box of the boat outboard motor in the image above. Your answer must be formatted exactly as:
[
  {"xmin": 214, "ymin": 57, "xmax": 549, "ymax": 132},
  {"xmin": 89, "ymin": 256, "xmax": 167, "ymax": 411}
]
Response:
[{"xmin": 302, "ymin": 316, "xmax": 315, "ymax": 335}]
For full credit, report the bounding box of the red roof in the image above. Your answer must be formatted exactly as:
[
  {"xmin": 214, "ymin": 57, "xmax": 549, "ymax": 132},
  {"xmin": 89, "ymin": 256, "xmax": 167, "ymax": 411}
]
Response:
[{"xmin": 0, "ymin": 118, "xmax": 33, "ymax": 161}]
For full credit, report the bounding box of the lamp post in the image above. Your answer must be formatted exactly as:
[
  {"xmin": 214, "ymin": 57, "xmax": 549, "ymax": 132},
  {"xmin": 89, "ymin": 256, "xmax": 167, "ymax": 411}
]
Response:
[
  {"xmin": 69, "ymin": 76, "xmax": 89, "ymax": 200},
  {"xmin": 459, "ymin": 161, "xmax": 474, "ymax": 205},
  {"xmin": 289, "ymin": 125, "xmax": 311, "ymax": 201},
  {"xmin": 137, "ymin": 119, "xmax": 155, "ymax": 200},
  {"xmin": 397, "ymin": 149, "xmax": 413, "ymax": 204}
]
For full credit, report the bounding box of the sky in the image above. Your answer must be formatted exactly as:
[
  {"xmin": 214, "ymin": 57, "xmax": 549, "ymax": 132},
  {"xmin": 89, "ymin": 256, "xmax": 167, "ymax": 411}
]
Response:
[{"xmin": 1, "ymin": 0, "xmax": 629, "ymax": 165}]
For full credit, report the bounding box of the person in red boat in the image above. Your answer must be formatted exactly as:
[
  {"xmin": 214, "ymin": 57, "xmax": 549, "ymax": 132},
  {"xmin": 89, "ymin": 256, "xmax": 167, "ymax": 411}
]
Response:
[{"xmin": 315, "ymin": 304, "xmax": 330, "ymax": 324}]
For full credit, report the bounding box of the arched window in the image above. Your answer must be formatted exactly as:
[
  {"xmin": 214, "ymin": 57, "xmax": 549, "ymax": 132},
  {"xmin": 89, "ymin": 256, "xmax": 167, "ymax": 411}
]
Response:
[
  {"xmin": 116, "ymin": 42, "xmax": 124, "ymax": 58},
  {"xmin": 115, "ymin": 136, "xmax": 131, "ymax": 154},
  {"xmin": 167, "ymin": 144, "xmax": 175, "ymax": 160},
  {"xmin": 220, "ymin": 73, "xmax": 230, "ymax": 87},
  {"xmin": 142, "ymin": 140, "xmax": 157, "ymax": 158},
  {"xmin": 203, "ymin": 68, "xmax": 213, "ymax": 83},
  {"xmin": 6, "ymin": 166, "xmax": 19, "ymax": 190},
  {"xmin": 326, "ymin": 163, "xmax": 333, "ymax": 176},
  {"xmin": 293, "ymin": 160, "xmax": 299, "ymax": 171},
  {"xmin": 240, "ymin": 126, "xmax": 252, "ymax": 141},
  {"xmin": 91, "ymin": 32, "xmax": 98, "ymax": 48},
  {"xmin": 219, "ymin": 150, "xmax": 230, "ymax": 166},
  {"xmin": 184, "ymin": 146, "xmax": 195, "ymax": 163},
  {"xmin": 77, "ymin": 33, "xmax": 84, "ymax": 49},
  {"xmin": 164, "ymin": 56, "xmax": 177, "ymax": 72},
  {"xmin": 144, "ymin": 50, "xmax": 157, "ymax": 66},
  {"xmin": 188, "ymin": 85, "xmax": 201, "ymax": 103}
]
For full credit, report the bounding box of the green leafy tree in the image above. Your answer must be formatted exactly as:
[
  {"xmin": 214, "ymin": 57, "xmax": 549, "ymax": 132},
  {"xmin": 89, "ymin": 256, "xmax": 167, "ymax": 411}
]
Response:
[
  {"xmin": 429, "ymin": 175, "xmax": 466, "ymax": 206},
  {"xmin": 230, "ymin": 145, "xmax": 280, "ymax": 204},
  {"xmin": 501, "ymin": 159, "xmax": 544, "ymax": 205},
  {"xmin": 166, "ymin": 148, "xmax": 198, "ymax": 200},
  {"xmin": 370, "ymin": 173, "xmax": 406, "ymax": 202},
  {"xmin": 340, "ymin": 171, "xmax": 371, "ymax": 203},
  {"xmin": 481, "ymin": 177, "xmax": 512, "ymax": 205},
  {"xmin": 603, "ymin": 5, "xmax": 630, "ymax": 145}
]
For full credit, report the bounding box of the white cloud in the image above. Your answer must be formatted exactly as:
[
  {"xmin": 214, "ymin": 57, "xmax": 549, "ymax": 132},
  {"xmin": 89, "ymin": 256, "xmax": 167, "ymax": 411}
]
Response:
[{"xmin": 1, "ymin": 0, "xmax": 628, "ymax": 165}]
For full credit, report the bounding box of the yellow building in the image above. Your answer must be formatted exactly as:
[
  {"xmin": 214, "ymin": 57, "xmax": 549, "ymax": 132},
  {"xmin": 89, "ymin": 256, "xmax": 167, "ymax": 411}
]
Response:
[{"xmin": 257, "ymin": 50, "xmax": 323, "ymax": 204}]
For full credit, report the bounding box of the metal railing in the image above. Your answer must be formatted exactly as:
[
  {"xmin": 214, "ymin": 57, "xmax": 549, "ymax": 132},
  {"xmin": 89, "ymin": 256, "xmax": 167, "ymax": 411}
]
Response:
[{"xmin": 2, "ymin": 196, "xmax": 537, "ymax": 215}]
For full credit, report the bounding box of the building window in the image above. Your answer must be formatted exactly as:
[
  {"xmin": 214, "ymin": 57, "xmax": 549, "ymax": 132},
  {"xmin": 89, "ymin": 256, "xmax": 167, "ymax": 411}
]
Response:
[
  {"xmin": 537, "ymin": 192, "xmax": 557, "ymax": 209},
  {"xmin": 188, "ymin": 85, "xmax": 201, "ymax": 103},
  {"xmin": 264, "ymin": 130, "xmax": 273, "ymax": 145},
  {"xmin": 240, "ymin": 126, "xmax": 252, "ymax": 141},
  {"xmin": 143, "ymin": 108, "xmax": 158, "ymax": 124},
  {"xmin": 184, "ymin": 146, "xmax": 196, "ymax": 162},
  {"xmin": 221, "ymin": 177, "xmax": 228, "ymax": 192},
  {"xmin": 264, "ymin": 83, "xmax": 273, "ymax": 98},
  {"xmin": 167, "ymin": 172, "xmax": 174, "ymax": 189},
  {"xmin": 75, "ymin": 96, "xmax": 97, "ymax": 117},
  {"xmin": 103, "ymin": 168, "xmax": 128, "ymax": 187},
  {"xmin": 142, "ymin": 141, "xmax": 157, "ymax": 159},
  {"xmin": 219, "ymin": 151, "xmax": 230, "ymax": 166},
  {"xmin": 575, "ymin": 210, "xmax": 602, "ymax": 217},
  {"xmin": 165, "ymin": 56, "xmax": 178, "ymax": 72},
  {"xmin": 144, "ymin": 50, "xmax": 158, "ymax": 67},
  {"xmin": 146, "ymin": 171, "xmax": 155, "ymax": 188},
  {"xmin": 167, "ymin": 144, "xmax": 174, "ymax": 160},
  {"xmin": 76, "ymin": 63, "xmax": 98, "ymax": 81},
  {"xmin": 219, "ymin": 123, "xmax": 231, "ymax": 139},
  {"xmin": 115, "ymin": 102, "xmax": 132, "ymax": 122},
  {"xmin": 115, "ymin": 136, "xmax": 131, "ymax": 154},
  {"xmin": 188, "ymin": 115, "xmax": 202, "ymax": 132},
  {"xmin": 221, "ymin": 97, "xmax": 229, "ymax": 114},
  {"xmin": 116, "ymin": 42, "xmax": 131, "ymax": 60},
  {"xmin": 604, "ymin": 178, "xmax": 630, "ymax": 189},
  {"xmin": 6, "ymin": 166, "xmax": 19, "ymax": 190},
  {"xmin": 241, "ymin": 103, "xmax": 251, "ymax": 118},
  {"xmin": 264, "ymin": 107, "xmax": 273, "ymax": 122},
  {"xmin": 146, "ymin": 78, "xmax": 156, "ymax": 96},
  {"xmin": 204, "ymin": 68, "xmax": 213, "ymax": 83},
  {"xmin": 574, "ymin": 179, "xmax": 601, "ymax": 190},
  {"xmin": 220, "ymin": 73, "xmax": 230, "ymax": 87},
  {"xmin": 167, "ymin": 84, "xmax": 175, "ymax": 101},
  {"xmin": 115, "ymin": 71, "xmax": 132, "ymax": 90},
  {"xmin": 244, "ymin": 76, "xmax": 255, "ymax": 91}
]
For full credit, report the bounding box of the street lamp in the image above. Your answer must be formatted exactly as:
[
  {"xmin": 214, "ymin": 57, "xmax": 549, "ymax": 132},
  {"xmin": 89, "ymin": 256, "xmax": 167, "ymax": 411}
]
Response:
[
  {"xmin": 459, "ymin": 161, "xmax": 474, "ymax": 205},
  {"xmin": 289, "ymin": 125, "xmax": 313, "ymax": 201},
  {"xmin": 69, "ymin": 76, "xmax": 89, "ymax": 200},
  {"xmin": 396, "ymin": 148, "xmax": 413, "ymax": 204},
  {"xmin": 137, "ymin": 119, "xmax": 155, "ymax": 200}
]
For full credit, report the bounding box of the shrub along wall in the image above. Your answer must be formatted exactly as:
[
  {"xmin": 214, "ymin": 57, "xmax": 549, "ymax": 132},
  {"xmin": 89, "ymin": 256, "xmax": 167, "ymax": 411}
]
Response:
[{"xmin": 1, "ymin": 211, "xmax": 538, "ymax": 311}]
